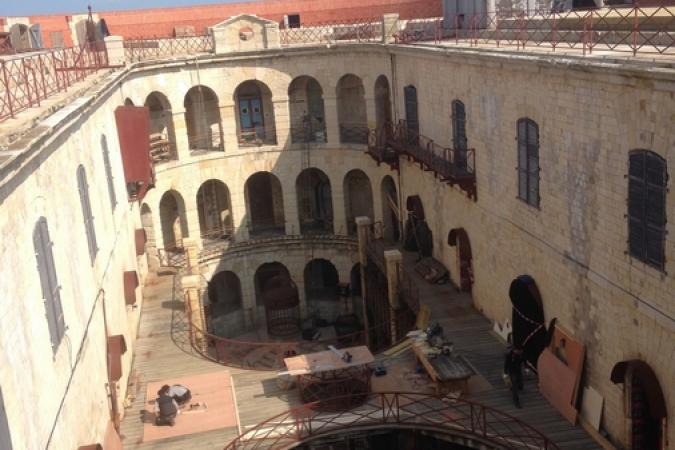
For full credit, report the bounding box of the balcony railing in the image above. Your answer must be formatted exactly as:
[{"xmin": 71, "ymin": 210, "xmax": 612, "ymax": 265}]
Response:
[
  {"xmin": 237, "ymin": 127, "xmax": 277, "ymax": 147},
  {"xmin": 224, "ymin": 391, "xmax": 561, "ymax": 450},
  {"xmin": 248, "ymin": 219, "xmax": 286, "ymax": 237},
  {"xmin": 123, "ymin": 34, "xmax": 214, "ymax": 62},
  {"xmin": 290, "ymin": 124, "xmax": 327, "ymax": 144},
  {"xmin": 366, "ymin": 125, "xmax": 399, "ymax": 169},
  {"xmin": 280, "ymin": 18, "xmax": 383, "ymax": 47},
  {"xmin": 339, "ymin": 123, "xmax": 369, "ymax": 145},
  {"xmin": 0, "ymin": 43, "xmax": 109, "ymax": 122},
  {"xmin": 188, "ymin": 129, "xmax": 224, "ymax": 152}
]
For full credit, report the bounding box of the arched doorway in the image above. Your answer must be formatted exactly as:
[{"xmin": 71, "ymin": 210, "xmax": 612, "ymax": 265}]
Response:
[
  {"xmin": 304, "ymin": 259, "xmax": 340, "ymax": 322},
  {"xmin": 197, "ymin": 180, "xmax": 233, "ymax": 241},
  {"xmin": 508, "ymin": 275, "xmax": 547, "ymax": 369},
  {"xmin": 184, "ymin": 85, "xmax": 223, "ymax": 151},
  {"xmin": 289, "ymin": 76, "xmax": 326, "ymax": 143},
  {"xmin": 235, "ymin": 80, "xmax": 276, "ymax": 145},
  {"xmin": 145, "ymin": 91, "xmax": 177, "ymax": 162},
  {"xmin": 245, "ymin": 172, "xmax": 285, "ymax": 237},
  {"xmin": 403, "ymin": 195, "xmax": 432, "ymax": 257},
  {"xmin": 140, "ymin": 203, "xmax": 158, "ymax": 270},
  {"xmin": 337, "ymin": 74, "xmax": 367, "ymax": 144},
  {"xmin": 254, "ymin": 262, "xmax": 300, "ymax": 337},
  {"xmin": 159, "ymin": 190, "xmax": 188, "ymax": 251},
  {"xmin": 344, "ymin": 170, "xmax": 374, "ymax": 236},
  {"xmin": 124, "ymin": 98, "xmax": 134, "ymax": 106},
  {"xmin": 611, "ymin": 360, "xmax": 667, "ymax": 450},
  {"xmin": 381, "ymin": 175, "xmax": 400, "ymax": 242},
  {"xmin": 207, "ymin": 271, "xmax": 244, "ymax": 337},
  {"xmin": 374, "ymin": 75, "xmax": 392, "ymax": 131},
  {"xmin": 447, "ymin": 228, "xmax": 473, "ymax": 292},
  {"xmin": 296, "ymin": 168, "xmax": 333, "ymax": 234}
]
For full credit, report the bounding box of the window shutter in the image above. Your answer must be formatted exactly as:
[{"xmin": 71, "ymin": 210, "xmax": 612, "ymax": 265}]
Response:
[
  {"xmin": 78, "ymin": 166, "xmax": 98, "ymax": 262},
  {"xmin": 517, "ymin": 120, "xmax": 528, "ymax": 201},
  {"xmin": 452, "ymin": 101, "xmax": 467, "ymax": 151},
  {"xmin": 404, "ymin": 86, "xmax": 419, "ymax": 135},
  {"xmin": 102, "ymin": 135, "xmax": 117, "ymax": 209}
]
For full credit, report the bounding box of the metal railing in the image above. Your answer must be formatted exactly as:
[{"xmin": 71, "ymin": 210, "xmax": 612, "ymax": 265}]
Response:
[
  {"xmin": 186, "ymin": 297, "xmax": 408, "ymax": 371},
  {"xmin": 366, "ymin": 125, "xmax": 399, "ymax": 168},
  {"xmin": 339, "ymin": 123, "xmax": 369, "ymax": 145},
  {"xmin": 238, "ymin": 127, "xmax": 277, "ymax": 147},
  {"xmin": 123, "ymin": 34, "xmax": 214, "ymax": 62},
  {"xmin": 281, "ymin": 18, "xmax": 383, "ymax": 47},
  {"xmin": 290, "ymin": 124, "xmax": 327, "ymax": 144},
  {"xmin": 0, "ymin": 43, "xmax": 109, "ymax": 122},
  {"xmin": 223, "ymin": 391, "xmax": 561, "ymax": 450},
  {"xmin": 443, "ymin": 5, "xmax": 675, "ymax": 56},
  {"xmin": 187, "ymin": 129, "xmax": 224, "ymax": 152}
]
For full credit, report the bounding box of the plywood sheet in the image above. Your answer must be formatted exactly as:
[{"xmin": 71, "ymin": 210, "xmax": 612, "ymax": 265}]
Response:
[
  {"xmin": 580, "ymin": 385, "xmax": 604, "ymax": 431},
  {"xmin": 538, "ymin": 348, "xmax": 578, "ymax": 424},
  {"xmin": 283, "ymin": 345, "xmax": 374, "ymax": 375}
]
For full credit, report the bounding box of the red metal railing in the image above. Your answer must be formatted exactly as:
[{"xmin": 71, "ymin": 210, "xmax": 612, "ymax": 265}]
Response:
[
  {"xmin": 445, "ymin": 5, "xmax": 675, "ymax": 56},
  {"xmin": 123, "ymin": 34, "xmax": 215, "ymax": 62},
  {"xmin": 223, "ymin": 391, "xmax": 561, "ymax": 449},
  {"xmin": 280, "ymin": 18, "xmax": 383, "ymax": 46},
  {"xmin": 0, "ymin": 43, "xmax": 109, "ymax": 122},
  {"xmin": 187, "ymin": 295, "xmax": 410, "ymax": 371}
]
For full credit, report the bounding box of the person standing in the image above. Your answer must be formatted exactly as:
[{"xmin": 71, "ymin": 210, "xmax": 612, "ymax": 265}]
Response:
[{"xmin": 503, "ymin": 335, "xmax": 524, "ymax": 408}]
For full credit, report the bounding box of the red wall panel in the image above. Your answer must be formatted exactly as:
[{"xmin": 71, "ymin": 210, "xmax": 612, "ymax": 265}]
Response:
[{"xmin": 114, "ymin": 106, "xmax": 152, "ymax": 200}]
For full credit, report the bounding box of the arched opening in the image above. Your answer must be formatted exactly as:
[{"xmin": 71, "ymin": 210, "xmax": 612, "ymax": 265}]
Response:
[
  {"xmin": 235, "ymin": 80, "xmax": 276, "ymax": 146},
  {"xmin": 9, "ymin": 24, "xmax": 31, "ymax": 51},
  {"xmin": 289, "ymin": 76, "xmax": 326, "ymax": 143},
  {"xmin": 296, "ymin": 168, "xmax": 333, "ymax": 235},
  {"xmin": 197, "ymin": 179, "xmax": 233, "ymax": 241},
  {"xmin": 337, "ymin": 74, "xmax": 367, "ymax": 144},
  {"xmin": 207, "ymin": 271, "xmax": 244, "ymax": 337},
  {"xmin": 254, "ymin": 262, "xmax": 300, "ymax": 337},
  {"xmin": 123, "ymin": 98, "xmax": 134, "ymax": 106},
  {"xmin": 374, "ymin": 75, "xmax": 392, "ymax": 131},
  {"xmin": 245, "ymin": 172, "xmax": 285, "ymax": 237},
  {"xmin": 140, "ymin": 203, "xmax": 158, "ymax": 269},
  {"xmin": 381, "ymin": 175, "xmax": 400, "ymax": 242},
  {"xmin": 344, "ymin": 169, "xmax": 373, "ymax": 236},
  {"xmin": 447, "ymin": 228, "xmax": 473, "ymax": 292},
  {"xmin": 145, "ymin": 91, "xmax": 177, "ymax": 163},
  {"xmin": 159, "ymin": 190, "xmax": 188, "ymax": 251},
  {"xmin": 184, "ymin": 85, "xmax": 223, "ymax": 152},
  {"xmin": 403, "ymin": 195, "xmax": 432, "ymax": 257},
  {"xmin": 304, "ymin": 259, "xmax": 340, "ymax": 322},
  {"xmin": 611, "ymin": 360, "xmax": 667, "ymax": 450},
  {"xmin": 508, "ymin": 275, "xmax": 546, "ymax": 369},
  {"xmin": 403, "ymin": 85, "xmax": 419, "ymax": 138}
]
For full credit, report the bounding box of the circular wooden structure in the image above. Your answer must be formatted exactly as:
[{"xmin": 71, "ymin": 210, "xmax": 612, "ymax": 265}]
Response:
[{"xmin": 263, "ymin": 283, "xmax": 301, "ymax": 337}]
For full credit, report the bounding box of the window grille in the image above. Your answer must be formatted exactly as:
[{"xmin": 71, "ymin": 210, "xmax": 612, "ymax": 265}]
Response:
[
  {"xmin": 628, "ymin": 150, "xmax": 667, "ymax": 270},
  {"xmin": 517, "ymin": 118, "xmax": 540, "ymax": 207},
  {"xmin": 77, "ymin": 165, "xmax": 98, "ymax": 262},
  {"xmin": 33, "ymin": 217, "xmax": 65, "ymax": 352}
]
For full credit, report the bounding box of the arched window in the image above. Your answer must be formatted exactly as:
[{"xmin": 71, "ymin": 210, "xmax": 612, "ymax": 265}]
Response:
[
  {"xmin": 77, "ymin": 165, "xmax": 98, "ymax": 262},
  {"xmin": 628, "ymin": 150, "xmax": 667, "ymax": 270},
  {"xmin": 33, "ymin": 217, "xmax": 65, "ymax": 352},
  {"xmin": 517, "ymin": 118, "xmax": 540, "ymax": 207}
]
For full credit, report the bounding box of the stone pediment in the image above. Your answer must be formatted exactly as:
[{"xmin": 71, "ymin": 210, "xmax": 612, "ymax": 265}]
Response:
[{"xmin": 211, "ymin": 14, "xmax": 277, "ymax": 29}]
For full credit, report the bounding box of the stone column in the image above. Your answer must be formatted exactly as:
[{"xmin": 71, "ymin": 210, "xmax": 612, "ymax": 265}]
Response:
[
  {"xmin": 104, "ymin": 36, "xmax": 125, "ymax": 66},
  {"xmin": 220, "ymin": 103, "xmax": 239, "ymax": 152},
  {"xmin": 333, "ymin": 178, "xmax": 347, "ymax": 236},
  {"xmin": 384, "ymin": 249, "xmax": 402, "ymax": 341},
  {"xmin": 173, "ymin": 110, "xmax": 191, "ymax": 161},
  {"xmin": 365, "ymin": 95, "xmax": 377, "ymax": 130},
  {"xmin": 381, "ymin": 14, "xmax": 400, "ymax": 44},
  {"xmin": 182, "ymin": 237, "xmax": 199, "ymax": 274},
  {"xmin": 323, "ymin": 95, "xmax": 340, "ymax": 147},
  {"xmin": 182, "ymin": 273, "xmax": 207, "ymax": 351},
  {"xmin": 273, "ymin": 96, "xmax": 291, "ymax": 149}
]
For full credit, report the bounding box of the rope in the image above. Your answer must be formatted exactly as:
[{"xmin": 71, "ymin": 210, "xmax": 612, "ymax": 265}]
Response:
[{"xmin": 512, "ymin": 304, "xmax": 544, "ymax": 348}]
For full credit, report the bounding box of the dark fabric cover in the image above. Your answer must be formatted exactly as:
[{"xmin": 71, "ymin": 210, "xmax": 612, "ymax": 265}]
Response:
[
  {"xmin": 157, "ymin": 396, "xmax": 177, "ymax": 417},
  {"xmin": 509, "ymin": 275, "xmax": 546, "ymax": 369}
]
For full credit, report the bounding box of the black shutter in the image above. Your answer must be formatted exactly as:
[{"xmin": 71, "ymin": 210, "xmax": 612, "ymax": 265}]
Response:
[
  {"xmin": 527, "ymin": 120, "xmax": 540, "ymax": 207},
  {"xmin": 517, "ymin": 119, "xmax": 528, "ymax": 201},
  {"xmin": 404, "ymin": 85, "xmax": 419, "ymax": 135},
  {"xmin": 452, "ymin": 100, "xmax": 467, "ymax": 150}
]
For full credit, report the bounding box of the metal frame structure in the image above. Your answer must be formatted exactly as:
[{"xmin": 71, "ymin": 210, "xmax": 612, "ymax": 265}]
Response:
[
  {"xmin": 0, "ymin": 43, "xmax": 109, "ymax": 122},
  {"xmin": 280, "ymin": 18, "xmax": 383, "ymax": 46},
  {"xmin": 223, "ymin": 391, "xmax": 562, "ymax": 450},
  {"xmin": 123, "ymin": 34, "xmax": 215, "ymax": 61}
]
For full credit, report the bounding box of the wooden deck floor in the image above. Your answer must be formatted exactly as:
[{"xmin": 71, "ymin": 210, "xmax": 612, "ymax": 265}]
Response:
[{"xmin": 120, "ymin": 257, "xmax": 600, "ymax": 450}]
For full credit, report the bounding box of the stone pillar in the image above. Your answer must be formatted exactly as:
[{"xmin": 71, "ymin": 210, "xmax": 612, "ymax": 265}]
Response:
[
  {"xmin": 272, "ymin": 97, "xmax": 290, "ymax": 148},
  {"xmin": 365, "ymin": 95, "xmax": 377, "ymax": 130},
  {"xmin": 333, "ymin": 178, "xmax": 347, "ymax": 236},
  {"xmin": 173, "ymin": 110, "xmax": 191, "ymax": 161},
  {"xmin": 264, "ymin": 23, "xmax": 281, "ymax": 48},
  {"xmin": 104, "ymin": 36, "xmax": 125, "ymax": 66},
  {"xmin": 323, "ymin": 95, "xmax": 340, "ymax": 147},
  {"xmin": 184, "ymin": 206, "xmax": 202, "ymax": 250},
  {"xmin": 220, "ymin": 103, "xmax": 239, "ymax": 151},
  {"xmin": 384, "ymin": 249, "xmax": 402, "ymax": 341},
  {"xmin": 381, "ymin": 14, "xmax": 400, "ymax": 44},
  {"xmin": 182, "ymin": 273, "xmax": 206, "ymax": 351},
  {"xmin": 355, "ymin": 216, "xmax": 372, "ymax": 345},
  {"xmin": 183, "ymin": 237, "xmax": 199, "ymax": 274}
]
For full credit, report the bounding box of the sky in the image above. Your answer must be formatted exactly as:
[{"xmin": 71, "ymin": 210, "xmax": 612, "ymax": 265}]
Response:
[{"xmin": 1, "ymin": 0, "xmax": 248, "ymax": 16}]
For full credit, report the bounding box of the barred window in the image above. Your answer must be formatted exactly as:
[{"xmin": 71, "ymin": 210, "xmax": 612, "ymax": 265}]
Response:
[
  {"xmin": 33, "ymin": 217, "xmax": 65, "ymax": 353},
  {"xmin": 628, "ymin": 150, "xmax": 668, "ymax": 270},
  {"xmin": 517, "ymin": 118, "xmax": 540, "ymax": 207},
  {"xmin": 101, "ymin": 135, "xmax": 117, "ymax": 210},
  {"xmin": 77, "ymin": 165, "xmax": 98, "ymax": 262}
]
